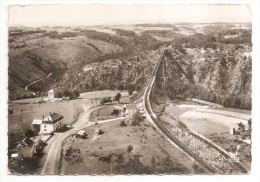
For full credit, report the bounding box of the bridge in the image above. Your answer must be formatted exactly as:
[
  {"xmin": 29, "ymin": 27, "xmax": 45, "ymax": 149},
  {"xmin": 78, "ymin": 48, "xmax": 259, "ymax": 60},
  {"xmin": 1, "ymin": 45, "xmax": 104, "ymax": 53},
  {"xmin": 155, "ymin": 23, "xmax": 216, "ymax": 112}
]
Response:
[{"xmin": 143, "ymin": 49, "xmax": 248, "ymax": 174}]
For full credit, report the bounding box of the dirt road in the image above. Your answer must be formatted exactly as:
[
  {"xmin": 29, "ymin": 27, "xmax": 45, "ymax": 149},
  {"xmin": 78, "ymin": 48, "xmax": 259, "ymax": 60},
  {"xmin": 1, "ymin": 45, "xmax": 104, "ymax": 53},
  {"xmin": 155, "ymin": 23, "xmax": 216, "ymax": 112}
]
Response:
[
  {"xmin": 41, "ymin": 105, "xmax": 125, "ymax": 175},
  {"xmin": 25, "ymin": 73, "xmax": 52, "ymax": 95}
]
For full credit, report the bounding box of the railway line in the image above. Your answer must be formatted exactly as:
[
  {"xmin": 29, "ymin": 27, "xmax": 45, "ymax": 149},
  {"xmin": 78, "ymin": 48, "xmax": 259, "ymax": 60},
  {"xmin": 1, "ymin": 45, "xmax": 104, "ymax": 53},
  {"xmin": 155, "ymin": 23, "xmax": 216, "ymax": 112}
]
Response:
[{"xmin": 143, "ymin": 49, "xmax": 248, "ymax": 174}]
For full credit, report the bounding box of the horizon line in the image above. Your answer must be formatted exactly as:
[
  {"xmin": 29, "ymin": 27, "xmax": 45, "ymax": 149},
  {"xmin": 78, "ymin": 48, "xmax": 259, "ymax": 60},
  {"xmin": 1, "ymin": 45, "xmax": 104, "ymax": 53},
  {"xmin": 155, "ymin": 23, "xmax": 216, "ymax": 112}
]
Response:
[{"xmin": 9, "ymin": 21, "xmax": 252, "ymax": 28}]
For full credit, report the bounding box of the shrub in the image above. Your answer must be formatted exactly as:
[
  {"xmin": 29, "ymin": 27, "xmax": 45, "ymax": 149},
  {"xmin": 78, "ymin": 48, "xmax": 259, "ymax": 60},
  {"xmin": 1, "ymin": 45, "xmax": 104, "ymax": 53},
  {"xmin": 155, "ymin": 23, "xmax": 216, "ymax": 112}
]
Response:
[
  {"xmin": 98, "ymin": 154, "xmax": 112, "ymax": 163},
  {"xmin": 25, "ymin": 129, "xmax": 34, "ymax": 138},
  {"xmin": 115, "ymin": 154, "xmax": 125, "ymax": 164},
  {"xmin": 114, "ymin": 93, "xmax": 121, "ymax": 103},
  {"xmin": 127, "ymin": 145, "xmax": 133, "ymax": 153},
  {"xmin": 132, "ymin": 112, "xmax": 143, "ymax": 126},
  {"xmin": 151, "ymin": 156, "xmax": 156, "ymax": 164},
  {"xmin": 120, "ymin": 120, "xmax": 127, "ymax": 127},
  {"xmin": 98, "ymin": 129, "xmax": 104, "ymax": 135}
]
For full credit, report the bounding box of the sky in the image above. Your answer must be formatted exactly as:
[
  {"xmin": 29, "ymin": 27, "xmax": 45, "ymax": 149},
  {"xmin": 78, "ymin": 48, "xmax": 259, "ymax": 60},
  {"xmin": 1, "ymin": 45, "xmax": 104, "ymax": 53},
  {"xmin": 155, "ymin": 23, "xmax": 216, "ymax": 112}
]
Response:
[{"xmin": 8, "ymin": 4, "xmax": 252, "ymax": 27}]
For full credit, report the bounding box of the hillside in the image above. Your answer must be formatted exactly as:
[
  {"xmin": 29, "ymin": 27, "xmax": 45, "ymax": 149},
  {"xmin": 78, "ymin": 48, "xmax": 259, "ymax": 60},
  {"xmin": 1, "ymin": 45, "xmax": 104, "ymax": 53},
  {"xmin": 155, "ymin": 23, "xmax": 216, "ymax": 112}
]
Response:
[
  {"xmin": 151, "ymin": 26, "xmax": 252, "ymax": 110},
  {"xmin": 9, "ymin": 24, "xmax": 252, "ymax": 111},
  {"xmin": 8, "ymin": 28, "xmax": 165, "ymax": 100}
]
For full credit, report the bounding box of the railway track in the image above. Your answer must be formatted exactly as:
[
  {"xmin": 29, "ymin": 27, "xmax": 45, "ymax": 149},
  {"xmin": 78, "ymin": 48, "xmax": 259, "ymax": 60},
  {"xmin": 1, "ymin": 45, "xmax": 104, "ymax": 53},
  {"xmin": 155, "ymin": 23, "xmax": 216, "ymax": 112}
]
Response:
[{"xmin": 143, "ymin": 49, "xmax": 248, "ymax": 174}]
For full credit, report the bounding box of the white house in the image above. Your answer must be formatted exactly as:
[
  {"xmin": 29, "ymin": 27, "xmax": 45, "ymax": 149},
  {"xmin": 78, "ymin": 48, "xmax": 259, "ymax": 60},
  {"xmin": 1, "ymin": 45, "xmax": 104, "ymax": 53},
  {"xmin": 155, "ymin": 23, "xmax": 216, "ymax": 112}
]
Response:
[
  {"xmin": 40, "ymin": 112, "xmax": 64, "ymax": 134},
  {"xmin": 32, "ymin": 113, "xmax": 64, "ymax": 134}
]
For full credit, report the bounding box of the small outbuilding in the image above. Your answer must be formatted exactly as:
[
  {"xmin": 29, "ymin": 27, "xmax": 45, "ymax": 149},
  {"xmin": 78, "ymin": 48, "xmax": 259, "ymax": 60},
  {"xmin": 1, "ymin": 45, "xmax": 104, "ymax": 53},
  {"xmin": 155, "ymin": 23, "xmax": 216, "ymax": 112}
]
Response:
[
  {"xmin": 32, "ymin": 119, "xmax": 42, "ymax": 132},
  {"xmin": 48, "ymin": 89, "xmax": 55, "ymax": 100},
  {"xmin": 125, "ymin": 104, "xmax": 137, "ymax": 116},
  {"xmin": 11, "ymin": 153, "xmax": 18, "ymax": 159},
  {"xmin": 76, "ymin": 130, "xmax": 87, "ymax": 138}
]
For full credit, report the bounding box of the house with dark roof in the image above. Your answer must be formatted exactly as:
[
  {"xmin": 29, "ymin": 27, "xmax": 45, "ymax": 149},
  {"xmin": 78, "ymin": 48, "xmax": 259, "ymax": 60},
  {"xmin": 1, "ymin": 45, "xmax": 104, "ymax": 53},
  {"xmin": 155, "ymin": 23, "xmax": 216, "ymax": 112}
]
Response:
[
  {"xmin": 32, "ymin": 112, "xmax": 64, "ymax": 134},
  {"xmin": 17, "ymin": 137, "xmax": 36, "ymax": 160},
  {"xmin": 41, "ymin": 112, "xmax": 64, "ymax": 134}
]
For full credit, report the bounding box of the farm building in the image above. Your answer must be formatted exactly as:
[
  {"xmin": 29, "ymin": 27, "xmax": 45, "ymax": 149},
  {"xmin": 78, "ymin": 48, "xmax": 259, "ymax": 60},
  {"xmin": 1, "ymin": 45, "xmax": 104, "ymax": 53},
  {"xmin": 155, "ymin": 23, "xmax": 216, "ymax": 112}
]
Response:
[
  {"xmin": 32, "ymin": 112, "xmax": 64, "ymax": 134},
  {"xmin": 48, "ymin": 89, "xmax": 55, "ymax": 100},
  {"xmin": 17, "ymin": 137, "xmax": 36, "ymax": 160},
  {"xmin": 32, "ymin": 119, "xmax": 42, "ymax": 132},
  {"xmin": 76, "ymin": 130, "xmax": 87, "ymax": 138},
  {"xmin": 125, "ymin": 104, "xmax": 137, "ymax": 116}
]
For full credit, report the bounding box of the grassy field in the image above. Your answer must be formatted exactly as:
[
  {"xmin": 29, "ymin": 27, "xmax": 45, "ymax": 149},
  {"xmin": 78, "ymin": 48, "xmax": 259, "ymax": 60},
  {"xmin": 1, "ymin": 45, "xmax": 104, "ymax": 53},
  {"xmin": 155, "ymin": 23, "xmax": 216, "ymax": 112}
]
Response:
[
  {"xmin": 179, "ymin": 109, "xmax": 250, "ymax": 136},
  {"xmin": 8, "ymin": 90, "xmax": 131, "ymax": 149},
  {"xmin": 90, "ymin": 105, "xmax": 124, "ymax": 121},
  {"xmin": 8, "ymin": 99, "xmax": 85, "ymax": 149},
  {"xmin": 79, "ymin": 90, "xmax": 130, "ymax": 103},
  {"xmin": 164, "ymin": 103, "xmax": 251, "ymax": 136},
  {"xmin": 60, "ymin": 120, "xmax": 205, "ymax": 175},
  {"xmin": 164, "ymin": 104, "xmax": 208, "ymax": 119}
]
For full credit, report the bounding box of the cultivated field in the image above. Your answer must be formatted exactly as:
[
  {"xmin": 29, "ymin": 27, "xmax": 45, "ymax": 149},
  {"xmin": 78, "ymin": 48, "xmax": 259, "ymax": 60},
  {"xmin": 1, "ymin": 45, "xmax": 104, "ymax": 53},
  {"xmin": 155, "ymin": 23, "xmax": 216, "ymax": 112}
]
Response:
[{"xmin": 60, "ymin": 120, "xmax": 205, "ymax": 175}]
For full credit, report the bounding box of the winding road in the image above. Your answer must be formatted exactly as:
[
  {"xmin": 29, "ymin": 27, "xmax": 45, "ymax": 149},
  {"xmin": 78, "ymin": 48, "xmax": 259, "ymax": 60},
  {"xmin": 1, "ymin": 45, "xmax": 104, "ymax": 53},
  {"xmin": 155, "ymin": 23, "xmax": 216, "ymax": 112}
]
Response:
[
  {"xmin": 25, "ymin": 73, "xmax": 52, "ymax": 95},
  {"xmin": 41, "ymin": 105, "xmax": 125, "ymax": 175}
]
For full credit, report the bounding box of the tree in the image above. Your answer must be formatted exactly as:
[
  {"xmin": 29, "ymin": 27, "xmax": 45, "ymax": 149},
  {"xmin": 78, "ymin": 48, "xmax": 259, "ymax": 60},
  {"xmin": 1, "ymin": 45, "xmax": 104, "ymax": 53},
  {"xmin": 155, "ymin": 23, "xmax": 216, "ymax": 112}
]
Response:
[
  {"xmin": 115, "ymin": 154, "xmax": 124, "ymax": 164},
  {"xmin": 128, "ymin": 84, "xmax": 135, "ymax": 96},
  {"xmin": 248, "ymin": 119, "xmax": 252, "ymax": 131},
  {"xmin": 100, "ymin": 98, "xmax": 106, "ymax": 105},
  {"xmin": 238, "ymin": 122, "xmax": 245, "ymax": 132},
  {"xmin": 35, "ymin": 139, "xmax": 44, "ymax": 153},
  {"xmin": 120, "ymin": 120, "xmax": 127, "ymax": 127},
  {"xmin": 72, "ymin": 89, "xmax": 80, "ymax": 99},
  {"xmin": 127, "ymin": 145, "xmax": 133, "ymax": 153},
  {"xmin": 114, "ymin": 93, "xmax": 121, "ymax": 103},
  {"xmin": 118, "ymin": 84, "xmax": 124, "ymax": 90},
  {"xmin": 100, "ymin": 97, "xmax": 112, "ymax": 105},
  {"xmin": 25, "ymin": 128, "xmax": 34, "ymax": 138},
  {"xmin": 151, "ymin": 156, "xmax": 156, "ymax": 173},
  {"xmin": 210, "ymin": 94, "xmax": 217, "ymax": 103},
  {"xmin": 132, "ymin": 112, "xmax": 143, "ymax": 126},
  {"xmin": 63, "ymin": 89, "xmax": 71, "ymax": 98},
  {"xmin": 56, "ymin": 91, "xmax": 62, "ymax": 98},
  {"xmin": 151, "ymin": 156, "xmax": 155, "ymax": 164},
  {"xmin": 128, "ymin": 89, "xmax": 134, "ymax": 96}
]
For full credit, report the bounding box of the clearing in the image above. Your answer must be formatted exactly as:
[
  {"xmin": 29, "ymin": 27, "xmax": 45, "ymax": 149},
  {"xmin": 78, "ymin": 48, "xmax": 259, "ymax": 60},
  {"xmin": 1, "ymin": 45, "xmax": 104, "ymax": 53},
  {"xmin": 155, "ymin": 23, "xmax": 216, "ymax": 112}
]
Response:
[{"xmin": 90, "ymin": 105, "xmax": 124, "ymax": 121}]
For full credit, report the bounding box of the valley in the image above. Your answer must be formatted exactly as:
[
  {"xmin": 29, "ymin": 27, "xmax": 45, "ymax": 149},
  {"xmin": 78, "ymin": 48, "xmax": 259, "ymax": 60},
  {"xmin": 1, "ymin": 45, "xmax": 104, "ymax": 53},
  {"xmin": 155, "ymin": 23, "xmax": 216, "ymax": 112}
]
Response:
[{"xmin": 8, "ymin": 22, "xmax": 252, "ymax": 175}]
